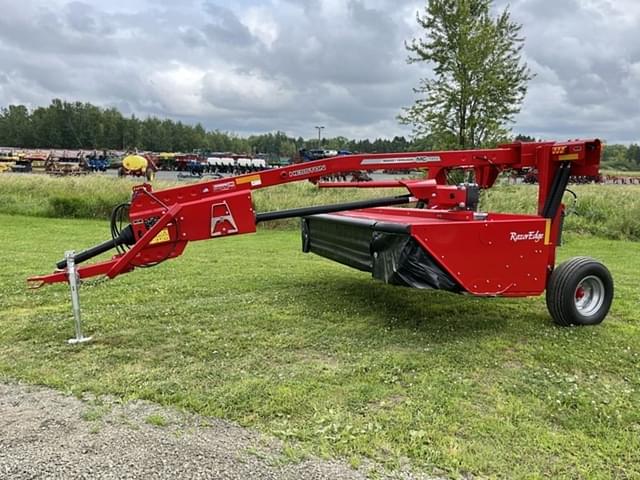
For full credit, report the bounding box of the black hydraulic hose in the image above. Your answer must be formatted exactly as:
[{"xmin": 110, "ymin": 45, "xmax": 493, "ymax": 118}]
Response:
[
  {"xmin": 56, "ymin": 225, "xmax": 135, "ymax": 269},
  {"xmin": 255, "ymin": 194, "xmax": 412, "ymax": 223},
  {"xmin": 56, "ymin": 194, "xmax": 413, "ymax": 268},
  {"xmin": 541, "ymin": 165, "xmax": 562, "ymax": 217},
  {"xmin": 542, "ymin": 162, "xmax": 572, "ymax": 219},
  {"xmin": 550, "ymin": 162, "xmax": 572, "ymax": 218}
]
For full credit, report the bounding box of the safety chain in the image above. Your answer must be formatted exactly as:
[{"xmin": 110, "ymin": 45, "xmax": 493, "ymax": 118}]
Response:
[{"xmin": 79, "ymin": 275, "xmax": 110, "ymax": 288}]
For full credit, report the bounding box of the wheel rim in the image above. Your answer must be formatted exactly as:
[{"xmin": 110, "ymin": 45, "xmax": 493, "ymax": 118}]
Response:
[{"xmin": 574, "ymin": 275, "xmax": 605, "ymax": 317}]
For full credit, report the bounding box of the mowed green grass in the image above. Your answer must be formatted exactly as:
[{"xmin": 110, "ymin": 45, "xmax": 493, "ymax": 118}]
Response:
[{"xmin": 1, "ymin": 214, "xmax": 639, "ymax": 478}]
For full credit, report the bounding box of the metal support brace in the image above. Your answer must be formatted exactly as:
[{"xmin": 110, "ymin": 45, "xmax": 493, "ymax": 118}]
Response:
[{"xmin": 65, "ymin": 251, "xmax": 92, "ymax": 345}]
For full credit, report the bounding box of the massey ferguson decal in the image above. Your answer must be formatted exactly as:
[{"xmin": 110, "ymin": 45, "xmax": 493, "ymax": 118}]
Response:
[
  {"xmin": 360, "ymin": 156, "xmax": 441, "ymax": 165},
  {"xmin": 288, "ymin": 165, "xmax": 327, "ymax": 177},
  {"xmin": 510, "ymin": 230, "xmax": 544, "ymax": 243}
]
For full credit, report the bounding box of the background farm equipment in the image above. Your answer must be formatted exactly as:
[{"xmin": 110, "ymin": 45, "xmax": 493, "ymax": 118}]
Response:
[
  {"xmin": 297, "ymin": 148, "xmax": 373, "ymax": 183},
  {"xmin": 185, "ymin": 160, "xmax": 206, "ymax": 177},
  {"xmin": 85, "ymin": 151, "xmax": 111, "ymax": 172},
  {"xmin": 18, "ymin": 151, "xmax": 50, "ymax": 174},
  {"xmin": 0, "ymin": 150, "xmax": 20, "ymax": 172},
  {"xmin": 118, "ymin": 154, "xmax": 157, "ymax": 181},
  {"xmin": 10, "ymin": 158, "xmax": 33, "ymax": 173},
  {"xmin": 45, "ymin": 150, "xmax": 89, "ymax": 176},
  {"xmin": 521, "ymin": 169, "xmax": 602, "ymax": 185},
  {"xmin": 599, "ymin": 173, "xmax": 640, "ymax": 184},
  {"xmin": 205, "ymin": 154, "xmax": 267, "ymax": 175},
  {"xmin": 299, "ymin": 148, "xmax": 351, "ymax": 162},
  {"xmin": 156, "ymin": 152, "xmax": 176, "ymax": 170},
  {"xmin": 174, "ymin": 153, "xmax": 202, "ymax": 171},
  {"xmin": 176, "ymin": 160, "xmax": 224, "ymax": 179},
  {"xmin": 30, "ymin": 139, "xmax": 613, "ymax": 344}
]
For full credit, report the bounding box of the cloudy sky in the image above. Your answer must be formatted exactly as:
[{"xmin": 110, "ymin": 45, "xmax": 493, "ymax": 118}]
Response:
[{"xmin": 0, "ymin": 0, "xmax": 638, "ymax": 143}]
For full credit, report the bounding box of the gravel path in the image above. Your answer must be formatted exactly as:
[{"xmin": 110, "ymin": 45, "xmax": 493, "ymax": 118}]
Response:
[{"xmin": 0, "ymin": 382, "xmax": 436, "ymax": 480}]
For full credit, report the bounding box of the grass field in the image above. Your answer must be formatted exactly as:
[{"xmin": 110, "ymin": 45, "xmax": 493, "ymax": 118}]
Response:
[{"xmin": 1, "ymin": 214, "xmax": 639, "ymax": 478}]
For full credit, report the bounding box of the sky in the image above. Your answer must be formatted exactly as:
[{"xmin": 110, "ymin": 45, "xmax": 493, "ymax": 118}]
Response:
[{"xmin": 0, "ymin": 0, "xmax": 638, "ymax": 143}]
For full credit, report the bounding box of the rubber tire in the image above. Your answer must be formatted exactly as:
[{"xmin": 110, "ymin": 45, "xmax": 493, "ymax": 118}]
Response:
[{"xmin": 546, "ymin": 256, "xmax": 613, "ymax": 326}]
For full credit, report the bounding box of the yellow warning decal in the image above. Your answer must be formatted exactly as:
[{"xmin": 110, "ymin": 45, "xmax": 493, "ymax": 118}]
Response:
[
  {"xmin": 558, "ymin": 153, "xmax": 579, "ymax": 161},
  {"xmin": 544, "ymin": 219, "xmax": 551, "ymax": 245},
  {"xmin": 235, "ymin": 174, "xmax": 262, "ymax": 186},
  {"xmin": 150, "ymin": 228, "xmax": 170, "ymax": 245}
]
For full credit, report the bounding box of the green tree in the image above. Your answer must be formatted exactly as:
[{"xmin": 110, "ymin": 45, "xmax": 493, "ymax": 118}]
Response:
[
  {"xmin": 627, "ymin": 143, "xmax": 640, "ymax": 166},
  {"xmin": 0, "ymin": 105, "xmax": 32, "ymax": 146},
  {"xmin": 602, "ymin": 144, "xmax": 627, "ymax": 164},
  {"xmin": 1, "ymin": 99, "xmax": 436, "ymax": 156},
  {"xmin": 101, "ymin": 107, "xmax": 126, "ymax": 149},
  {"xmin": 399, "ymin": 0, "xmax": 533, "ymax": 149},
  {"xmin": 122, "ymin": 115, "xmax": 140, "ymax": 150},
  {"xmin": 514, "ymin": 133, "xmax": 535, "ymax": 142}
]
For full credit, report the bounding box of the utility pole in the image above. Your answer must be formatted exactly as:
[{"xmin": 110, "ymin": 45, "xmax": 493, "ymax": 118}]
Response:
[{"xmin": 315, "ymin": 126, "xmax": 324, "ymax": 148}]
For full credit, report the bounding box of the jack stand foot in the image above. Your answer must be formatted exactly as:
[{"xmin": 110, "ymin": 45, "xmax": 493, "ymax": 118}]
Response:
[
  {"xmin": 65, "ymin": 250, "xmax": 92, "ymax": 345},
  {"xmin": 68, "ymin": 336, "xmax": 93, "ymax": 345}
]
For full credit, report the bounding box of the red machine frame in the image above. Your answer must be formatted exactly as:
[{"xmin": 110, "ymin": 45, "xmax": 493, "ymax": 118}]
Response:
[{"xmin": 29, "ymin": 139, "xmax": 607, "ymax": 326}]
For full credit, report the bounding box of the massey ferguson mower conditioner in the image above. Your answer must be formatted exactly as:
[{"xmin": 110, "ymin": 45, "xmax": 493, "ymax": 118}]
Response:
[{"xmin": 30, "ymin": 139, "xmax": 612, "ymax": 332}]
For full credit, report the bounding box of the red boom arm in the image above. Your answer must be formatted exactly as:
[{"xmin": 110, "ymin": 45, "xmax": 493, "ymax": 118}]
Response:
[{"xmin": 28, "ymin": 140, "xmax": 601, "ymax": 287}]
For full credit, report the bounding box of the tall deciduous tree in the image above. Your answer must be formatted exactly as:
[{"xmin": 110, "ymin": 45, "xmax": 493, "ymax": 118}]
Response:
[{"xmin": 399, "ymin": 0, "xmax": 533, "ymax": 149}]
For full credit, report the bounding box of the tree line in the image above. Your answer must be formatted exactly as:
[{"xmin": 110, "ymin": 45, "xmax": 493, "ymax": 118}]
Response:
[
  {"xmin": 0, "ymin": 100, "xmax": 635, "ymax": 168},
  {"xmin": 601, "ymin": 143, "xmax": 640, "ymax": 171},
  {"xmin": 0, "ymin": 99, "xmax": 414, "ymax": 156}
]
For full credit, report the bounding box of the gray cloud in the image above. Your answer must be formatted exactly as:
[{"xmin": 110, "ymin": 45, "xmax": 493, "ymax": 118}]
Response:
[
  {"xmin": 498, "ymin": 0, "xmax": 640, "ymax": 143},
  {"xmin": 202, "ymin": 3, "xmax": 256, "ymax": 47},
  {"xmin": 0, "ymin": 0, "xmax": 638, "ymax": 143}
]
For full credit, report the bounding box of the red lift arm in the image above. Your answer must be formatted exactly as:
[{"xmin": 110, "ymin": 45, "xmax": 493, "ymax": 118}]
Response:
[{"xmin": 29, "ymin": 139, "xmax": 611, "ymax": 326}]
